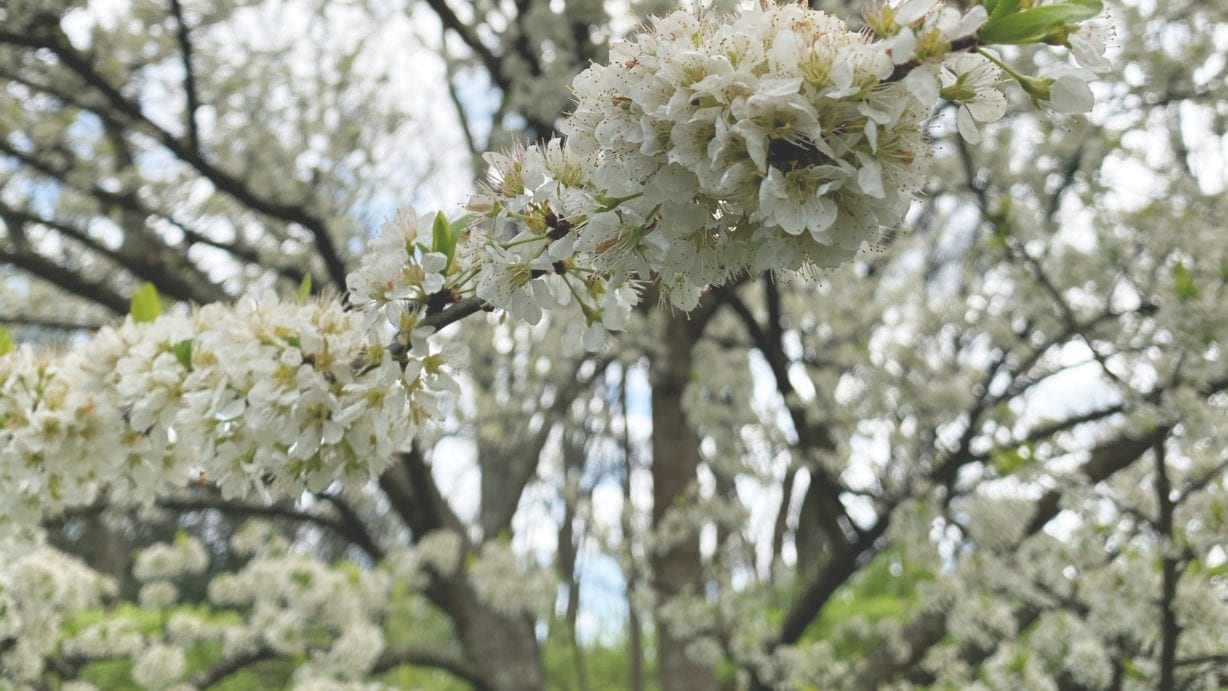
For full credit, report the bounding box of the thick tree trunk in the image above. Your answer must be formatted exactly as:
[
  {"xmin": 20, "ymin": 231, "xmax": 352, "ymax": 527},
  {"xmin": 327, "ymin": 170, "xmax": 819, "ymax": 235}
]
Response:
[
  {"xmin": 650, "ymin": 313, "xmax": 717, "ymax": 691},
  {"xmin": 381, "ymin": 454, "xmax": 543, "ymax": 691},
  {"xmin": 428, "ymin": 577, "xmax": 544, "ymax": 691}
]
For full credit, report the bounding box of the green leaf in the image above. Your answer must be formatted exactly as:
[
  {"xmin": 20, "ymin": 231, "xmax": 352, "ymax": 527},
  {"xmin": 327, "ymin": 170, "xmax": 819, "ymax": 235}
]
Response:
[
  {"xmin": 984, "ymin": 0, "xmax": 1021, "ymax": 22},
  {"xmin": 1172, "ymin": 260, "xmax": 1199, "ymax": 301},
  {"xmin": 980, "ymin": 0, "xmax": 1103, "ymax": 44},
  {"xmin": 432, "ymin": 211, "xmax": 457, "ymax": 272},
  {"xmin": 296, "ymin": 273, "xmax": 312, "ymax": 304},
  {"xmin": 1120, "ymin": 658, "xmax": 1148, "ymax": 681},
  {"xmin": 991, "ymin": 444, "xmax": 1035, "ymax": 476},
  {"xmin": 129, "ymin": 282, "xmax": 163, "ymax": 323},
  {"xmin": 0, "ymin": 326, "xmax": 13, "ymax": 357},
  {"xmin": 172, "ymin": 339, "xmax": 193, "ymax": 369}
]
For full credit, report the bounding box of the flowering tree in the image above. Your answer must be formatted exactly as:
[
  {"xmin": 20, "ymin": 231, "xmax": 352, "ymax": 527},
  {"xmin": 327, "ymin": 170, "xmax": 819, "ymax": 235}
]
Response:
[{"xmin": 2, "ymin": 0, "xmax": 1227, "ymax": 690}]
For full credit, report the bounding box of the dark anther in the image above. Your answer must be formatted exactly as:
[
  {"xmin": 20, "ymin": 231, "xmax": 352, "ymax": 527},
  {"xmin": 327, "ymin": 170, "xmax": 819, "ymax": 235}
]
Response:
[
  {"xmin": 547, "ymin": 218, "xmax": 573, "ymax": 240},
  {"xmin": 425, "ymin": 288, "xmax": 460, "ymax": 315},
  {"xmin": 767, "ymin": 137, "xmax": 831, "ymax": 171},
  {"xmin": 553, "ymin": 260, "xmax": 567, "ymax": 275},
  {"xmin": 544, "ymin": 201, "xmax": 573, "ymax": 240}
]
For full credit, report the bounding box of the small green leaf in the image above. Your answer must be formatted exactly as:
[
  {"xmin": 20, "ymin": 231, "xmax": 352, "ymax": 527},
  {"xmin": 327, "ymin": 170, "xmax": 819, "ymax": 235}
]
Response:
[
  {"xmin": 129, "ymin": 283, "xmax": 162, "ymax": 323},
  {"xmin": 979, "ymin": 0, "xmax": 1021, "ymax": 23},
  {"xmin": 991, "ymin": 444, "xmax": 1035, "ymax": 476},
  {"xmin": 0, "ymin": 326, "xmax": 13, "ymax": 357},
  {"xmin": 432, "ymin": 211, "xmax": 457, "ymax": 271},
  {"xmin": 1172, "ymin": 260, "xmax": 1199, "ymax": 301},
  {"xmin": 987, "ymin": 0, "xmax": 1020, "ymax": 22},
  {"xmin": 980, "ymin": 0, "xmax": 1103, "ymax": 44},
  {"xmin": 296, "ymin": 274, "xmax": 313, "ymax": 304},
  {"xmin": 172, "ymin": 339, "xmax": 193, "ymax": 369},
  {"xmin": 1120, "ymin": 658, "xmax": 1148, "ymax": 681}
]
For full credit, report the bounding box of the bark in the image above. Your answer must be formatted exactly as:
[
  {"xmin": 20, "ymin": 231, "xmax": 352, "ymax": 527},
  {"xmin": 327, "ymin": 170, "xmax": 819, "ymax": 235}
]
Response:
[
  {"xmin": 380, "ymin": 451, "xmax": 543, "ymax": 691},
  {"xmin": 621, "ymin": 366, "xmax": 647, "ymax": 691},
  {"xmin": 426, "ymin": 576, "xmax": 542, "ymax": 691},
  {"xmin": 650, "ymin": 312, "xmax": 717, "ymax": 691}
]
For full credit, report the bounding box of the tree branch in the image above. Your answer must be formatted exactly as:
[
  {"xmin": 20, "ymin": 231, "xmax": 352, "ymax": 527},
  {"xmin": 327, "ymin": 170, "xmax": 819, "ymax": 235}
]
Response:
[
  {"xmin": 371, "ymin": 647, "xmax": 493, "ymax": 689},
  {"xmin": 0, "ymin": 313, "xmax": 105, "ymax": 331},
  {"xmin": 314, "ymin": 491, "xmax": 386, "ymax": 561},
  {"xmin": 193, "ymin": 649, "xmax": 278, "ymax": 688},
  {"xmin": 167, "ymin": 0, "xmax": 202, "ymax": 153},
  {"xmin": 0, "ymin": 26, "xmax": 350, "ymax": 289},
  {"xmin": 156, "ymin": 495, "xmax": 384, "ymax": 561},
  {"xmin": 421, "ymin": 295, "xmax": 488, "ymax": 331},
  {"xmin": 1155, "ymin": 439, "xmax": 1181, "ymax": 691},
  {"xmin": 0, "ymin": 248, "xmax": 129, "ymax": 314}
]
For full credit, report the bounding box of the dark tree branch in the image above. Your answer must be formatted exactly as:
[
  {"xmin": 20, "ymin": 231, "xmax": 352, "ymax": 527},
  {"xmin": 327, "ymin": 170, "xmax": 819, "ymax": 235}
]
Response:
[
  {"xmin": 1, "ymin": 204, "xmax": 222, "ymax": 305},
  {"xmin": 775, "ymin": 517, "xmax": 891, "ymax": 647},
  {"xmin": 0, "ymin": 27, "xmax": 350, "ymax": 289},
  {"xmin": 0, "ymin": 248, "xmax": 128, "ymax": 314},
  {"xmin": 0, "ymin": 108, "xmax": 302, "ymax": 296},
  {"xmin": 711, "ymin": 285, "xmax": 847, "ymax": 545},
  {"xmin": 378, "ymin": 442, "xmax": 465, "ymax": 540},
  {"xmin": 156, "ymin": 495, "xmax": 383, "ymax": 561},
  {"xmin": 416, "ymin": 0, "xmax": 555, "ymax": 136},
  {"xmin": 167, "ymin": 0, "xmax": 202, "ymax": 153},
  {"xmin": 1155, "ymin": 439, "xmax": 1181, "ymax": 691},
  {"xmin": 314, "ymin": 492, "xmax": 386, "ymax": 561},
  {"xmin": 193, "ymin": 649, "xmax": 278, "ymax": 688},
  {"xmin": 372, "ymin": 647, "xmax": 493, "ymax": 689},
  {"xmin": 440, "ymin": 26, "xmax": 479, "ymax": 162},
  {"xmin": 421, "ymin": 295, "xmax": 488, "ymax": 330},
  {"xmin": 0, "ymin": 313, "xmax": 105, "ymax": 331}
]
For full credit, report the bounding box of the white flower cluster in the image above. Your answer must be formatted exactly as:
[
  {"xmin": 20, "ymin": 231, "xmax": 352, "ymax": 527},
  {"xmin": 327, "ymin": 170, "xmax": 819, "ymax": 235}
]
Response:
[
  {"xmin": 132, "ymin": 535, "xmax": 209, "ymax": 581},
  {"xmin": 0, "ymin": 544, "xmax": 116, "ymax": 682},
  {"xmin": 0, "ymin": 290, "xmax": 457, "ymax": 529},
  {"xmin": 0, "ymin": 0, "xmax": 1109, "ymax": 530},
  {"xmin": 0, "ymin": 346, "xmax": 126, "ymax": 526},
  {"xmin": 467, "ymin": 541, "xmax": 556, "ymax": 618},
  {"xmin": 130, "ymin": 643, "xmax": 188, "ymax": 689},
  {"xmin": 346, "ymin": 208, "xmax": 450, "ymax": 335},
  {"xmin": 207, "ymin": 549, "xmax": 390, "ymax": 678},
  {"xmin": 463, "ymin": 2, "xmax": 1009, "ymax": 330},
  {"xmin": 564, "ymin": 6, "xmax": 939, "ymax": 280},
  {"xmin": 467, "ymin": 140, "xmax": 640, "ymax": 348}
]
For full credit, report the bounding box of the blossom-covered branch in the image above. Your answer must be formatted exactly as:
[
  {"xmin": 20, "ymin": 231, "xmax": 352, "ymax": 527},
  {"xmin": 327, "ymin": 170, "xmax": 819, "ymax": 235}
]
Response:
[{"xmin": 1, "ymin": 0, "xmax": 1108, "ymax": 531}]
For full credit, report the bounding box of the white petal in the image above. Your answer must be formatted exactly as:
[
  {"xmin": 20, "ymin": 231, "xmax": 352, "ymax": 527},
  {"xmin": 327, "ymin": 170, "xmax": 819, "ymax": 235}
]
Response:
[
  {"xmin": 966, "ymin": 89, "xmax": 1007, "ymax": 122},
  {"xmin": 903, "ymin": 66, "xmax": 939, "ymax": 106},
  {"xmin": 1049, "ymin": 74, "xmax": 1094, "ymax": 114},
  {"xmin": 216, "ymin": 398, "xmax": 247, "ymax": 422},
  {"xmin": 895, "ymin": 0, "xmax": 940, "ymax": 24},
  {"xmin": 957, "ymin": 106, "xmax": 982, "ymax": 144},
  {"xmin": 888, "ymin": 28, "xmax": 916, "ymax": 65},
  {"xmin": 858, "ymin": 161, "xmax": 886, "ymax": 198},
  {"xmin": 548, "ymin": 234, "xmax": 575, "ymax": 260},
  {"xmin": 322, "ymin": 421, "xmax": 344, "ymax": 445},
  {"xmin": 950, "ymin": 6, "xmax": 988, "ymax": 38},
  {"xmin": 420, "ymin": 252, "xmax": 448, "ymax": 273}
]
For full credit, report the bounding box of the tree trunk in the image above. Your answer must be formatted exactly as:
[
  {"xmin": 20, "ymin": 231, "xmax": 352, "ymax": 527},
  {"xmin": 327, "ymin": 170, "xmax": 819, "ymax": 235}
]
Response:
[
  {"xmin": 650, "ymin": 313, "xmax": 717, "ymax": 691},
  {"xmin": 428, "ymin": 577, "xmax": 544, "ymax": 691}
]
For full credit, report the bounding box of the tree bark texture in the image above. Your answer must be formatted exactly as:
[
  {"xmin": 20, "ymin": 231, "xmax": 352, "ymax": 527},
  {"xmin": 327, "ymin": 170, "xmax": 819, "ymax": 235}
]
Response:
[{"xmin": 650, "ymin": 312, "xmax": 717, "ymax": 691}]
